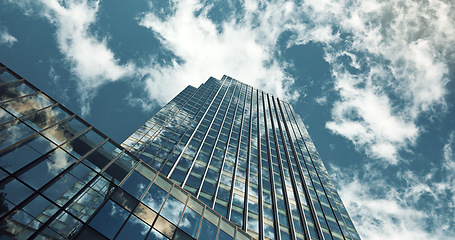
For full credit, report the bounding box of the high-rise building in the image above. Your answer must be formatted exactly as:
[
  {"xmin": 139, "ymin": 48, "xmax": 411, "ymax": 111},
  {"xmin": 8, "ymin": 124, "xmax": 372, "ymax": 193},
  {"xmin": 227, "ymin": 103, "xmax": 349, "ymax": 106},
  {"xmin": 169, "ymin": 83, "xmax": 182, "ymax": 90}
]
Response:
[
  {"xmin": 122, "ymin": 76, "xmax": 360, "ymax": 240},
  {"xmin": 0, "ymin": 62, "xmax": 359, "ymax": 240},
  {"xmin": 0, "ymin": 63, "xmax": 252, "ymax": 240}
]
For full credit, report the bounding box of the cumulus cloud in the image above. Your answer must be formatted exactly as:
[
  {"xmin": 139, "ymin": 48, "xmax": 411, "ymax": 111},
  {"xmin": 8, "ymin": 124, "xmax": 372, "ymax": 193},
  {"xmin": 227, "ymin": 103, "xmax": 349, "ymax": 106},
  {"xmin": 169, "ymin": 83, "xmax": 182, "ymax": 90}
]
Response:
[
  {"xmin": 331, "ymin": 158, "xmax": 455, "ymax": 240},
  {"xmin": 136, "ymin": 0, "xmax": 302, "ymax": 106},
  {"xmin": 316, "ymin": 0, "xmax": 455, "ymax": 163},
  {"xmin": 9, "ymin": 0, "xmax": 135, "ymax": 115},
  {"xmin": 0, "ymin": 26, "xmax": 17, "ymax": 47}
]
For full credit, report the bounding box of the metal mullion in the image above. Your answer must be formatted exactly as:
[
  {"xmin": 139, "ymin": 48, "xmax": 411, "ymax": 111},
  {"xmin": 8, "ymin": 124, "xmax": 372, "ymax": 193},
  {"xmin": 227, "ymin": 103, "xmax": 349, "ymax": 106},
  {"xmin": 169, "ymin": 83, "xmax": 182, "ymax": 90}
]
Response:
[
  {"xmin": 28, "ymin": 173, "xmax": 118, "ymax": 240},
  {"xmin": 14, "ymin": 101, "xmax": 59, "ymax": 121},
  {"xmin": 0, "ymin": 140, "xmax": 118, "ymax": 225},
  {"xmin": 0, "ymin": 90, "xmax": 41, "ymax": 106},
  {"xmin": 226, "ymin": 83, "xmax": 248, "ymax": 222},
  {"xmin": 76, "ymin": 137, "xmax": 110, "ymax": 165},
  {"xmin": 189, "ymin": 78, "xmax": 237, "ymax": 197},
  {"xmin": 180, "ymin": 77, "xmax": 235, "ymax": 189},
  {"xmin": 206, "ymin": 80, "xmax": 239, "ymax": 206},
  {"xmin": 3, "ymin": 145, "xmax": 64, "ymax": 185},
  {"xmin": 261, "ymin": 92, "xmax": 281, "ymax": 240},
  {"xmin": 278, "ymin": 101, "xmax": 319, "ymax": 240},
  {"xmin": 242, "ymin": 85, "xmax": 253, "ymax": 232},
  {"xmin": 283, "ymin": 106, "xmax": 346, "ymax": 240},
  {"xmin": 228, "ymin": 84, "xmax": 250, "ymax": 230},
  {"xmin": 210, "ymin": 81, "xmax": 243, "ymax": 214},
  {"xmin": 255, "ymin": 89, "xmax": 264, "ymax": 239},
  {"xmin": 166, "ymin": 77, "xmax": 230, "ymax": 178},
  {"xmin": 136, "ymin": 83, "xmax": 207, "ymax": 154},
  {"xmin": 195, "ymin": 206, "xmax": 207, "ymax": 239},
  {"xmin": 148, "ymin": 79, "xmax": 216, "ymax": 172},
  {"xmin": 274, "ymin": 99, "xmax": 313, "ymax": 240},
  {"xmin": 0, "ymin": 69, "xmax": 99, "ymax": 136},
  {"xmin": 145, "ymin": 79, "xmax": 217, "ymax": 168},
  {"xmin": 135, "ymin": 87, "xmax": 196, "ymax": 150},
  {"xmin": 283, "ymin": 103, "xmax": 327, "ymax": 240},
  {"xmin": 267, "ymin": 95, "xmax": 297, "ymax": 240},
  {"xmin": 132, "ymin": 83, "xmax": 209, "ymax": 156},
  {"xmin": 0, "ymin": 65, "xmax": 26, "ymax": 86},
  {"xmin": 0, "ymin": 109, "xmax": 75, "ymax": 157},
  {"xmin": 0, "ymin": 78, "xmax": 25, "ymax": 87}
]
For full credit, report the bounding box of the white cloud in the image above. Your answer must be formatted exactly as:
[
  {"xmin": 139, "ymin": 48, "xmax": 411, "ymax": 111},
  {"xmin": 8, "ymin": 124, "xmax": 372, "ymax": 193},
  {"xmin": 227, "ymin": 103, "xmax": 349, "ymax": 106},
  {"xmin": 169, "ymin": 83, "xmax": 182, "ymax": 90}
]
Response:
[
  {"xmin": 0, "ymin": 26, "xmax": 17, "ymax": 47},
  {"xmin": 330, "ymin": 131, "xmax": 455, "ymax": 239},
  {"xmin": 9, "ymin": 0, "xmax": 135, "ymax": 115},
  {"xmin": 317, "ymin": 0, "xmax": 455, "ymax": 163},
  {"xmin": 136, "ymin": 0, "xmax": 302, "ymax": 106},
  {"xmin": 331, "ymin": 161, "xmax": 455, "ymax": 240}
]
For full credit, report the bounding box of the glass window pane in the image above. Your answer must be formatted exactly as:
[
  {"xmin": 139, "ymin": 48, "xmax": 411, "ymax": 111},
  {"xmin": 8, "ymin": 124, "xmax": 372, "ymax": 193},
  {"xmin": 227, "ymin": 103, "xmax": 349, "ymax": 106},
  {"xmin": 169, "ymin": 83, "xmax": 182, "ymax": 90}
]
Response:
[
  {"xmin": 43, "ymin": 117, "xmax": 88, "ymax": 146},
  {"xmin": 22, "ymin": 195, "xmax": 58, "ymax": 223},
  {"xmin": 0, "ymin": 68, "xmax": 21, "ymax": 83},
  {"xmin": 0, "ymin": 81, "xmax": 35, "ymax": 103},
  {"xmin": 160, "ymin": 195, "xmax": 185, "ymax": 225},
  {"xmin": 135, "ymin": 163, "xmax": 156, "ymax": 181},
  {"xmin": 4, "ymin": 209, "xmax": 42, "ymax": 239},
  {"xmin": 203, "ymin": 207, "xmax": 220, "ymax": 226},
  {"xmin": 220, "ymin": 218, "xmax": 235, "ymax": 237},
  {"xmin": 153, "ymin": 216, "xmax": 175, "ymax": 239},
  {"xmin": 111, "ymin": 189, "xmax": 138, "ymax": 212},
  {"xmin": 75, "ymin": 226, "xmax": 108, "ymax": 240},
  {"xmin": 63, "ymin": 129, "xmax": 105, "ymax": 159},
  {"xmin": 19, "ymin": 148, "xmax": 76, "ymax": 190},
  {"xmin": 170, "ymin": 187, "xmax": 188, "ymax": 203},
  {"xmin": 121, "ymin": 171, "xmax": 151, "ymax": 199},
  {"xmin": 103, "ymin": 152, "xmax": 138, "ymax": 184},
  {"xmin": 68, "ymin": 176, "xmax": 113, "ymax": 222},
  {"xmin": 20, "ymin": 105, "xmax": 70, "ymax": 132},
  {"xmin": 237, "ymin": 230, "xmax": 252, "ymax": 240},
  {"xmin": 147, "ymin": 228, "xmax": 169, "ymax": 240},
  {"xmin": 178, "ymin": 206, "xmax": 201, "ymax": 238},
  {"xmin": 83, "ymin": 140, "xmax": 120, "ymax": 172},
  {"xmin": 0, "ymin": 120, "xmax": 34, "ymax": 151},
  {"xmin": 0, "ymin": 178, "xmax": 33, "ymax": 216},
  {"xmin": 142, "ymin": 184, "xmax": 169, "ymax": 212},
  {"xmin": 1, "ymin": 92, "xmax": 53, "ymax": 117},
  {"xmin": 187, "ymin": 197, "xmax": 204, "ymax": 215},
  {"xmin": 218, "ymin": 230, "xmax": 234, "ymax": 240},
  {"xmin": 48, "ymin": 211, "xmax": 83, "ymax": 238},
  {"xmin": 134, "ymin": 203, "xmax": 157, "ymax": 226},
  {"xmin": 89, "ymin": 200, "xmax": 129, "ymax": 239},
  {"xmin": 154, "ymin": 175, "xmax": 172, "ymax": 192},
  {"xmin": 116, "ymin": 215, "xmax": 150, "ymax": 240},
  {"xmin": 197, "ymin": 218, "xmax": 218, "ymax": 240},
  {"xmin": 230, "ymin": 210, "xmax": 243, "ymax": 227},
  {"xmin": 173, "ymin": 228, "xmax": 193, "ymax": 240},
  {"xmin": 43, "ymin": 167, "xmax": 81, "ymax": 206},
  {"xmin": 247, "ymin": 216, "xmax": 258, "ymax": 233},
  {"xmin": 0, "ymin": 107, "xmax": 14, "ymax": 125},
  {"xmin": 264, "ymin": 224, "xmax": 276, "ymax": 239}
]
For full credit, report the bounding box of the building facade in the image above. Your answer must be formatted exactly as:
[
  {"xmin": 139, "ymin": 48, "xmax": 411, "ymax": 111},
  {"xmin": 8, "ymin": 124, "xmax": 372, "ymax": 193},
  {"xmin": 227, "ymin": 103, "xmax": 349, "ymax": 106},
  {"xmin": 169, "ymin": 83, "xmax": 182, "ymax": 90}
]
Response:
[
  {"xmin": 122, "ymin": 76, "xmax": 360, "ymax": 240},
  {"xmin": 0, "ymin": 63, "xmax": 252, "ymax": 240}
]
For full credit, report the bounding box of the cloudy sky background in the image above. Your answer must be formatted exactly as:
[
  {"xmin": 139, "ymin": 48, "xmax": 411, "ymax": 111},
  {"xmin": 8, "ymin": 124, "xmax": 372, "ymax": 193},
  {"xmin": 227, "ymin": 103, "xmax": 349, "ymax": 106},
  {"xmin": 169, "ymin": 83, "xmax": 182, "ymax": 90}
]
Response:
[{"xmin": 1, "ymin": 0, "xmax": 454, "ymax": 239}]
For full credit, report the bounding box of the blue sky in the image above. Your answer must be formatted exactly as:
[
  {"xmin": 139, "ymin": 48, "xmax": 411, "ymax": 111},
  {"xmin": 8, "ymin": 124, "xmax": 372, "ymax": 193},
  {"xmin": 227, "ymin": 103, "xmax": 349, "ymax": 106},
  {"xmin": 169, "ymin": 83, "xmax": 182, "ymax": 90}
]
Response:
[{"xmin": 1, "ymin": 0, "xmax": 454, "ymax": 239}]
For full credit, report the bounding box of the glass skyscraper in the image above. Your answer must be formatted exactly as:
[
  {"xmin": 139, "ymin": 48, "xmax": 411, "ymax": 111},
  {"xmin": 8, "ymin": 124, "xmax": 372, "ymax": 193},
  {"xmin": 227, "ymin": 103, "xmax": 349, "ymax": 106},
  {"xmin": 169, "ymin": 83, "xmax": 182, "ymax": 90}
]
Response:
[
  {"xmin": 0, "ymin": 63, "xmax": 252, "ymax": 240},
  {"xmin": 0, "ymin": 62, "xmax": 359, "ymax": 240},
  {"xmin": 122, "ymin": 76, "xmax": 360, "ymax": 240}
]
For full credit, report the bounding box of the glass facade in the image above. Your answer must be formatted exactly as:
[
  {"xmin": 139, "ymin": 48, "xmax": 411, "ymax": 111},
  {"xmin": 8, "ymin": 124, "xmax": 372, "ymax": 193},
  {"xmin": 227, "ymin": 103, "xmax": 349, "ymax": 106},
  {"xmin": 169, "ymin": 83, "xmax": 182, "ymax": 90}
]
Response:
[
  {"xmin": 0, "ymin": 63, "xmax": 252, "ymax": 240},
  {"xmin": 122, "ymin": 76, "xmax": 360, "ymax": 240}
]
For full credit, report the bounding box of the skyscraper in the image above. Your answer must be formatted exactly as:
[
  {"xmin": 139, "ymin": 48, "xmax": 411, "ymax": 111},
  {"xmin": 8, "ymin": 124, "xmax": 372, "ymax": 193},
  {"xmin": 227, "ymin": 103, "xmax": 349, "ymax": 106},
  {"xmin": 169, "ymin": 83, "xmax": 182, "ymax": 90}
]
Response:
[
  {"xmin": 122, "ymin": 76, "xmax": 360, "ymax": 240},
  {"xmin": 0, "ymin": 62, "xmax": 359, "ymax": 240},
  {"xmin": 0, "ymin": 63, "xmax": 252, "ymax": 240}
]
